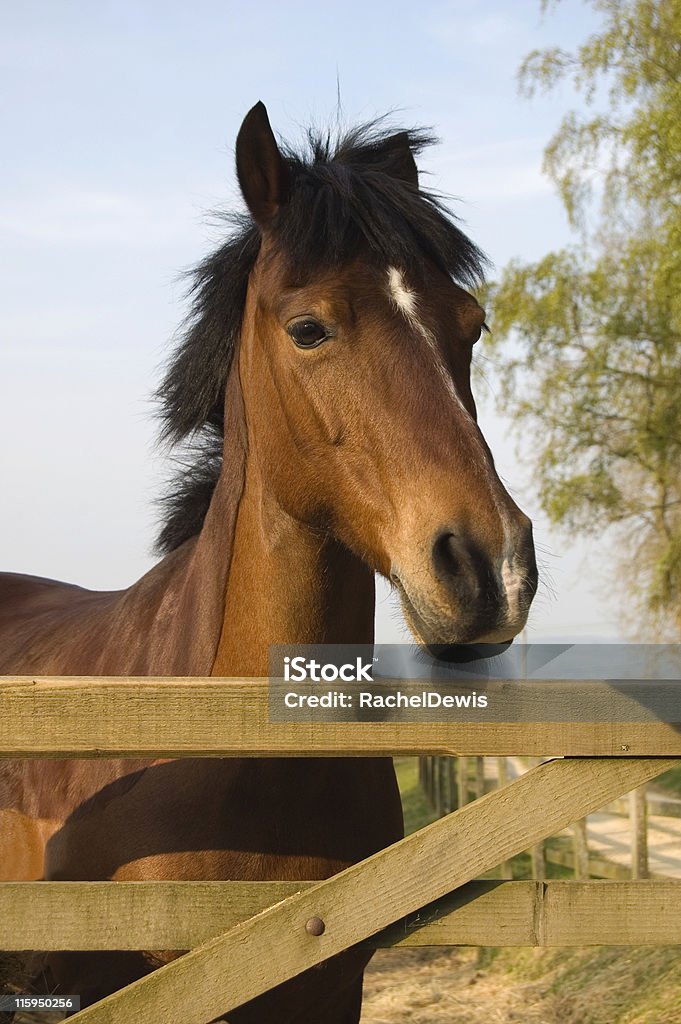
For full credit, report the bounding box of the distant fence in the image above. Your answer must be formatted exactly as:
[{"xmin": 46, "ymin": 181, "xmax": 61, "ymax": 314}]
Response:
[
  {"xmin": 1, "ymin": 677, "xmax": 681, "ymax": 1024},
  {"xmin": 419, "ymin": 755, "xmax": 680, "ymax": 881}
]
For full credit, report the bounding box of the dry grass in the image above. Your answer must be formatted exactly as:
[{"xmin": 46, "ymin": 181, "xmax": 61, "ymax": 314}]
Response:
[
  {"xmin": 361, "ymin": 945, "xmax": 681, "ymax": 1024},
  {"xmin": 361, "ymin": 947, "xmax": 553, "ymax": 1024}
]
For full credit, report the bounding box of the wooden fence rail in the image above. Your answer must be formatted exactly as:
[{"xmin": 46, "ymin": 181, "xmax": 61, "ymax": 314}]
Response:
[
  {"xmin": 2, "ymin": 677, "xmax": 681, "ymax": 756},
  {"xmin": 2, "ymin": 880, "xmax": 681, "ymax": 950}
]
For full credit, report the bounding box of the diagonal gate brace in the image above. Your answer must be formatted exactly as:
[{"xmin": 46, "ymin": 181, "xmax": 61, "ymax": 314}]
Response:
[{"xmin": 69, "ymin": 756, "xmax": 678, "ymax": 1024}]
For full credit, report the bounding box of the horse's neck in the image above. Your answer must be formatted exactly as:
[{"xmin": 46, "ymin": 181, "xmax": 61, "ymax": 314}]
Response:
[
  {"xmin": 72, "ymin": 366, "xmax": 373, "ymax": 677},
  {"xmin": 211, "ymin": 463, "xmax": 375, "ymax": 677},
  {"xmin": 92, "ymin": 442, "xmax": 372, "ymax": 676}
]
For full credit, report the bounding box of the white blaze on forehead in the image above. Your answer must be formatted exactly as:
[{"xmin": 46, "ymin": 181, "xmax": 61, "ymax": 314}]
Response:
[
  {"xmin": 387, "ymin": 266, "xmax": 421, "ymax": 327},
  {"xmin": 386, "ymin": 265, "xmax": 461, "ymax": 406}
]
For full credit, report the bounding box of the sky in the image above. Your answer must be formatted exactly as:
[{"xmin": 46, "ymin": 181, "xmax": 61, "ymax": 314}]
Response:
[{"xmin": 0, "ymin": 0, "xmax": 624, "ymax": 643}]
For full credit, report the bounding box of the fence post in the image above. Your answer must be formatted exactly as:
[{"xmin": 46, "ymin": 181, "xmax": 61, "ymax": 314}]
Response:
[
  {"xmin": 531, "ymin": 843, "xmax": 546, "ymax": 880},
  {"xmin": 630, "ymin": 785, "xmax": 649, "ymax": 880},
  {"xmin": 438, "ymin": 757, "xmax": 448, "ymax": 811},
  {"xmin": 447, "ymin": 758, "xmax": 458, "ymax": 812},
  {"xmin": 457, "ymin": 756, "xmax": 469, "ymax": 809},
  {"xmin": 433, "ymin": 756, "xmax": 442, "ymax": 815},
  {"xmin": 572, "ymin": 818, "xmax": 590, "ymax": 880},
  {"xmin": 474, "ymin": 757, "xmax": 485, "ymax": 800},
  {"xmin": 423, "ymin": 757, "xmax": 433, "ymax": 807}
]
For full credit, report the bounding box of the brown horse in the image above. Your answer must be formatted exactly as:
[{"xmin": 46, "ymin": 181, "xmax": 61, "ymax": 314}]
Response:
[{"xmin": 0, "ymin": 102, "xmax": 537, "ymax": 1021}]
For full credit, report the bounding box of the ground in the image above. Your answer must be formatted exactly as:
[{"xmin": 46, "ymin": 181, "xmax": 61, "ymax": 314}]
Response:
[
  {"xmin": 361, "ymin": 947, "xmax": 550, "ymax": 1024},
  {"xmin": 361, "ymin": 945, "xmax": 681, "ymax": 1024}
]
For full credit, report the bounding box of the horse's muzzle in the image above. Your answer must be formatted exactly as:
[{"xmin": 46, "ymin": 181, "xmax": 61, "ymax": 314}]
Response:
[{"xmin": 430, "ymin": 523, "xmax": 537, "ymax": 641}]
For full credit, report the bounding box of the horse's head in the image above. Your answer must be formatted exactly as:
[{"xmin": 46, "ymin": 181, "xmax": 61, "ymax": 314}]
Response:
[{"xmin": 233, "ymin": 102, "xmax": 537, "ymax": 646}]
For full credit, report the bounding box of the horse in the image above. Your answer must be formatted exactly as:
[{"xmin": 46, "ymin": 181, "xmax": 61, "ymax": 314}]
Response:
[{"xmin": 0, "ymin": 102, "xmax": 538, "ymax": 1022}]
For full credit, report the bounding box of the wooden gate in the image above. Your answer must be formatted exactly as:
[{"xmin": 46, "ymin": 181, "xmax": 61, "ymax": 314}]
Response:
[{"xmin": 1, "ymin": 675, "xmax": 681, "ymax": 1023}]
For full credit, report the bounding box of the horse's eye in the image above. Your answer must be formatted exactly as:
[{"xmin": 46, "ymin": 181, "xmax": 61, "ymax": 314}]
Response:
[{"xmin": 287, "ymin": 319, "xmax": 328, "ymax": 349}]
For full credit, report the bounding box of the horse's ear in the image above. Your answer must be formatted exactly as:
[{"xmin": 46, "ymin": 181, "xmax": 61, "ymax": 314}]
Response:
[
  {"xmin": 386, "ymin": 132, "xmax": 419, "ymax": 187},
  {"xmin": 235, "ymin": 102, "xmax": 291, "ymax": 228}
]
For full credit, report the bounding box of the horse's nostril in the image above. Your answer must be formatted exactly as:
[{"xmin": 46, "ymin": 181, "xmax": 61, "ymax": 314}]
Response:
[
  {"xmin": 431, "ymin": 531, "xmax": 467, "ymax": 586},
  {"xmin": 431, "ymin": 529, "xmax": 494, "ymax": 609}
]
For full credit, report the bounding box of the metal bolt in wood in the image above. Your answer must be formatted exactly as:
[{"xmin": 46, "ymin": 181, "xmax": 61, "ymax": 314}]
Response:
[{"xmin": 305, "ymin": 916, "xmax": 326, "ymax": 936}]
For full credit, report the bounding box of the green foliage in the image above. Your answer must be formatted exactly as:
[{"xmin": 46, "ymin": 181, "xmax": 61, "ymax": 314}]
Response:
[
  {"xmin": 520, "ymin": 0, "xmax": 681, "ymax": 228},
  {"xmin": 487, "ymin": 0, "xmax": 681, "ymax": 635},
  {"xmin": 394, "ymin": 758, "xmax": 438, "ymax": 834},
  {"xmin": 655, "ymin": 762, "xmax": 681, "ymax": 794}
]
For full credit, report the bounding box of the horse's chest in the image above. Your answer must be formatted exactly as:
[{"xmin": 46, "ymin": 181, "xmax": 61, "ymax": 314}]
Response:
[{"xmin": 43, "ymin": 758, "xmax": 402, "ymax": 883}]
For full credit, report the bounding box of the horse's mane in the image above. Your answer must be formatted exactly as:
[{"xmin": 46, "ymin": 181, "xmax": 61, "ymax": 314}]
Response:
[{"xmin": 156, "ymin": 117, "xmax": 487, "ymax": 554}]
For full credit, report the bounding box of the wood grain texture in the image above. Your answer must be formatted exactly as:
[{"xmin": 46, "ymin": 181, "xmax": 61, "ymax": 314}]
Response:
[
  {"xmin": 3, "ymin": 879, "xmax": 681, "ymax": 950},
  {"xmin": 1, "ymin": 677, "xmax": 681, "ymax": 756},
  {"xmin": 382, "ymin": 878, "xmax": 681, "ymax": 947},
  {"xmin": 64, "ymin": 756, "xmax": 677, "ymax": 1023}
]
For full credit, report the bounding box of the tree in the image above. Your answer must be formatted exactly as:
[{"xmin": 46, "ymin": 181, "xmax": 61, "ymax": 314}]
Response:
[{"xmin": 486, "ymin": 0, "xmax": 681, "ymax": 636}]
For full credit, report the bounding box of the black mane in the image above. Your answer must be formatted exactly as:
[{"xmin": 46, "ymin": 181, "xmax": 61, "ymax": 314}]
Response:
[{"xmin": 156, "ymin": 118, "xmax": 487, "ymax": 554}]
